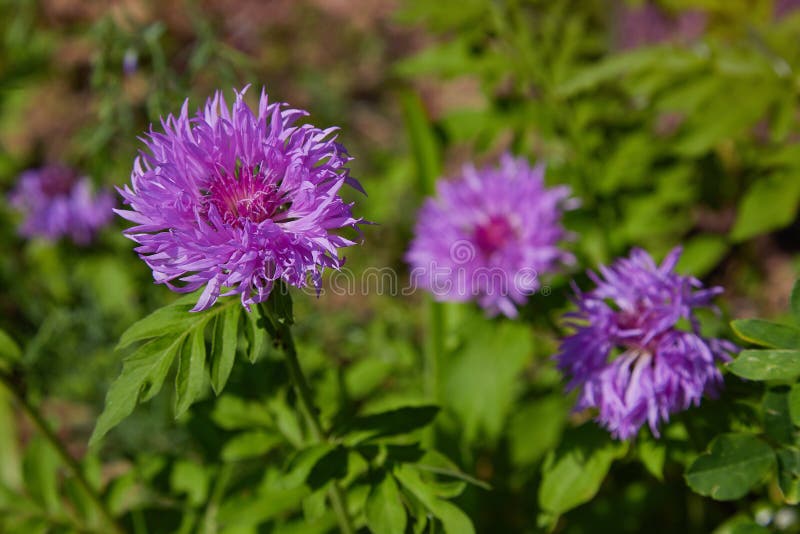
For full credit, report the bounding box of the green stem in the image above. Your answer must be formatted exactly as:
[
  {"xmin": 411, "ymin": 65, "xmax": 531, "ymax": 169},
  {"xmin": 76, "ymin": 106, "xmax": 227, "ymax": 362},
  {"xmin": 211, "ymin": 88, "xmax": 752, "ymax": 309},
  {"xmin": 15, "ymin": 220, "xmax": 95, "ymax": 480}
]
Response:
[
  {"xmin": 425, "ymin": 299, "xmax": 444, "ymax": 401},
  {"xmin": 0, "ymin": 372, "xmax": 125, "ymax": 534},
  {"xmin": 273, "ymin": 318, "xmax": 355, "ymax": 534}
]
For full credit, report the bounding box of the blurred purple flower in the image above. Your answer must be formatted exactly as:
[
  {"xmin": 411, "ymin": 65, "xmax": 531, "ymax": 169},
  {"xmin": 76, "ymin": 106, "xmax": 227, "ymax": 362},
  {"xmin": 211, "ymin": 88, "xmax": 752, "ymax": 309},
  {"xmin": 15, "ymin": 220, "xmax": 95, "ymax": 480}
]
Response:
[
  {"xmin": 9, "ymin": 165, "xmax": 114, "ymax": 246},
  {"xmin": 556, "ymin": 247, "xmax": 736, "ymax": 440},
  {"xmin": 776, "ymin": 0, "xmax": 800, "ymax": 17},
  {"xmin": 117, "ymin": 86, "xmax": 363, "ymax": 311},
  {"xmin": 405, "ymin": 154, "xmax": 575, "ymax": 318},
  {"xmin": 615, "ymin": 2, "xmax": 706, "ymax": 50}
]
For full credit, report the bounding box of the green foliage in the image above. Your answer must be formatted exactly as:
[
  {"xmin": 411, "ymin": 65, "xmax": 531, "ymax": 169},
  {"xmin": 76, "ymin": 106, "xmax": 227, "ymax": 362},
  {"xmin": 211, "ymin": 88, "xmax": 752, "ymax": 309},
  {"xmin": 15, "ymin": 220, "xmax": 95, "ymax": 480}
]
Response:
[
  {"xmin": 538, "ymin": 424, "xmax": 628, "ymax": 525},
  {"xmin": 5, "ymin": 1, "xmax": 800, "ymax": 533},
  {"xmin": 91, "ymin": 293, "xmax": 271, "ymax": 445},
  {"xmin": 685, "ymin": 433, "xmax": 775, "ymax": 500}
]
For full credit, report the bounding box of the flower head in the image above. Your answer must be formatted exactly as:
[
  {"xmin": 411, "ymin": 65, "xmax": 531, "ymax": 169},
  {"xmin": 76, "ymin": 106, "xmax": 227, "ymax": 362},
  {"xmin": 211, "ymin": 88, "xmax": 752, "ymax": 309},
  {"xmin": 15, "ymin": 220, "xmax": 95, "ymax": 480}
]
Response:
[
  {"xmin": 9, "ymin": 165, "xmax": 114, "ymax": 245},
  {"xmin": 116, "ymin": 87, "xmax": 363, "ymax": 311},
  {"xmin": 556, "ymin": 247, "xmax": 736, "ymax": 440},
  {"xmin": 405, "ymin": 154, "xmax": 575, "ymax": 317}
]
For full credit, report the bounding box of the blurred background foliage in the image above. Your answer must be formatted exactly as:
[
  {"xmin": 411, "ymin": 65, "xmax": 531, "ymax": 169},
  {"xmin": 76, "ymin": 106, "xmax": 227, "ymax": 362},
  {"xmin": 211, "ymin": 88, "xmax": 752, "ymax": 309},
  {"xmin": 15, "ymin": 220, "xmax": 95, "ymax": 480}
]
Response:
[{"xmin": 1, "ymin": 0, "xmax": 800, "ymax": 532}]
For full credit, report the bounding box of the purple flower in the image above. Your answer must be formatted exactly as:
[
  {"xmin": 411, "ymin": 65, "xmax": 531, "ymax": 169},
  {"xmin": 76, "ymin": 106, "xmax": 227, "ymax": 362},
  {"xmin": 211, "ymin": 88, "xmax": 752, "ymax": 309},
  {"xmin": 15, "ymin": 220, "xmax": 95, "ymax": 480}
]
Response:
[
  {"xmin": 9, "ymin": 165, "xmax": 114, "ymax": 246},
  {"xmin": 556, "ymin": 247, "xmax": 737, "ymax": 440},
  {"xmin": 116, "ymin": 87, "xmax": 363, "ymax": 311},
  {"xmin": 405, "ymin": 154, "xmax": 575, "ymax": 318},
  {"xmin": 614, "ymin": 2, "xmax": 706, "ymax": 50}
]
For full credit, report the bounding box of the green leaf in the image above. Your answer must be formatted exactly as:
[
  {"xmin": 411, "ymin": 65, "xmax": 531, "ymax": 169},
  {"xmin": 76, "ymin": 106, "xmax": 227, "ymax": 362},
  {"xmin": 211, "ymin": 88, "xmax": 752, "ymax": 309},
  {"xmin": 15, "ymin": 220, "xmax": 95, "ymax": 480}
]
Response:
[
  {"xmin": 221, "ymin": 431, "xmax": 283, "ymax": 462},
  {"xmin": 365, "ymin": 473, "xmax": 407, "ymax": 534},
  {"xmin": 245, "ymin": 307, "xmax": 271, "ymax": 363},
  {"xmin": 685, "ymin": 433, "xmax": 775, "ymax": 500},
  {"xmin": 90, "ymin": 335, "xmax": 184, "ymax": 445},
  {"xmin": 175, "ymin": 324, "xmax": 209, "ymax": 418},
  {"xmin": 731, "ymin": 319, "xmax": 800, "ymax": 349},
  {"xmin": 789, "ymin": 383, "xmax": 800, "ymax": 427},
  {"xmin": 730, "ymin": 173, "xmax": 800, "ymax": 242},
  {"xmin": 211, "ymin": 395, "xmax": 272, "ymax": 430},
  {"xmin": 792, "ymin": 280, "xmax": 800, "ymax": 325},
  {"xmin": 170, "ymin": 460, "xmax": 209, "ymax": 506},
  {"xmin": 22, "ymin": 438, "xmax": 61, "ymax": 514},
  {"xmin": 675, "ymin": 234, "xmax": 729, "ymax": 278},
  {"xmin": 508, "ymin": 396, "xmax": 568, "ymax": 467},
  {"xmin": 442, "ymin": 311, "xmax": 532, "ymax": 443},
  {"xmin": 306, "ymin": 445, "xmax": 349, "ymax": 490},
  {"xmin": 217, "ymin": 485, "xmax": 309, "ymax": 528},
  {"xmin": 211, "ymin": 305, "xmax": 239, "ymax": 394},
  {"xmin": 394, "ymin": 465, "xmax": 475, "ymax": 534},
  {"xmin": 638, "ymin": 438, "xmax": 667, "ymax": 481},
  {"xmin": 116, "ymin": 296, "xmax": 198, "ymax": 350},
  {"xmin": 557, "ymin": 47, "xmax": 661, "ymax": 97},
  {"xmin": 398, "ymin": 89, "xmax": 441, "ymax": 196},
  {"xmin": 0, "ymin": 329, "xmax": 21, "ymax": 365},
  {"xmin": 539, "ymin": 424, "xmax": 627, "ymax": 520},
  {"xmin": 764, "ymin": 387, "xmax": 795, "ymax": 445},
  {"xmin": 776, "ymin": 447, "xmax": 800, "ymax": 504},
  {"xmin": 342, "ymin": 405, "xmax": 440, "ymax": 444},
  {"xmin": 727, "ymin": 350, "xmax": 800, "ymax": 381}
]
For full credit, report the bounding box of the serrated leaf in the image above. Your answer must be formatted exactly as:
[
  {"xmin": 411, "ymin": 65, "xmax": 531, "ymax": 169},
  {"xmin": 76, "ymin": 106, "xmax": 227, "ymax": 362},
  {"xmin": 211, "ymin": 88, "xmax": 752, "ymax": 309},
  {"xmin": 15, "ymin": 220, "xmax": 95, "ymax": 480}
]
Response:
[
  {"xmin": 211, "ymin": 305, "xmax": 239, "ymax": 394},
  {"xmin": 731, "ymin": 319, "xmax": 800, "ymax": 349},
  {"xmin": 366, "ymin": 473, "xmax": 407, "ymax": 534},
  {"xmin": 116, "ymin": 299, "xmax": 197, "ymax": 350},
  {"xmin": 685, "ymin": 433, "xmax": 775, "ymax": 501},
  {"xmin": 539, "ymin": 424, "xmax": 627, "ymax": 519},
  {"xmin": 394, "ymin": 465, "xmax": 474, "ymax": 534},
  {"xmin": 91, "ymin": 335, "xmax": 184, "ymax": 445},
  {"xmin": 727, "ymin": 349, "xmax": 800, "ymax": 381},
  {"xmin": 175, "ymin": 324, "xmax": 208, "ymax": 418}
]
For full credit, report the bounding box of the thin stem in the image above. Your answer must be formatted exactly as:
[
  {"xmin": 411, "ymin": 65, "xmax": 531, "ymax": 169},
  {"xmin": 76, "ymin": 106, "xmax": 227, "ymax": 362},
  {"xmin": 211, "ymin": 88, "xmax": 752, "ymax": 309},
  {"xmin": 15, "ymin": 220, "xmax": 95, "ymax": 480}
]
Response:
[
  {"xmin": 272, "ymin": 318, "xmax": 355, "ymax": 534},
  {"xmin": 424, "ymin": 299, "xmax": 445, "ymax": 400},
  {"xmin": 422, "ymin": 299, "xmax": 445, "ymax": 449},
  {"xmin": 0, "ymin": 371, "xmax": 125, "ymax": 534}
]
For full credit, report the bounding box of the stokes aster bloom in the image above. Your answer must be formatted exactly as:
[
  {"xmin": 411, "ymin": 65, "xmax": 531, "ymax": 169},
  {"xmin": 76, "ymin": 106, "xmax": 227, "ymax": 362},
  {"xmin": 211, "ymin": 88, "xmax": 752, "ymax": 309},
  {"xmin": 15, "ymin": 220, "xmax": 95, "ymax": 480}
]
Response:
[
  {"xmin": 9, "ymin": 165, "xmax": 114, "ymax": 245},
  {"xmin": 117, "ymin": 87, "xmax": 363, "ymax": 311},
  {"xmin": 405, "ymin": 154, "xmax": 575, "ymax": 318},
  {"xmin": 556, "ymin": 247, "xmax": 737, "ymax": 440}
]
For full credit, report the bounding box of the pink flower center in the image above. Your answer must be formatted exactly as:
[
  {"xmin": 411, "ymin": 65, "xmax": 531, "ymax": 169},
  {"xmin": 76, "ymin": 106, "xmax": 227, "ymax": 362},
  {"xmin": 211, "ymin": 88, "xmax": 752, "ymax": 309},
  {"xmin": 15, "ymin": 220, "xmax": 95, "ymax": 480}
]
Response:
[
  {"xmin": 473, "ymin": 215, "xmax": 515, "ymax": 255},
  {"xmin": 204, "ymin": 168, "xmax": 289, "ymax": 227}
]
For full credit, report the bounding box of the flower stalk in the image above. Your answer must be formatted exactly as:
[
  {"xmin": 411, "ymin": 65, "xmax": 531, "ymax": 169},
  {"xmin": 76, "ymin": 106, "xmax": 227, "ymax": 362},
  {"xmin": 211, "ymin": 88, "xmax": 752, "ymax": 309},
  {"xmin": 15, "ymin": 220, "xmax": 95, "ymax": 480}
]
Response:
[
  {"xmin": 0, "ymin": 370, "xmax": 124, "ymax": 534},
  {"xmin": 265, "ymin": 304, "xmax": 355, "ymax": 534}
]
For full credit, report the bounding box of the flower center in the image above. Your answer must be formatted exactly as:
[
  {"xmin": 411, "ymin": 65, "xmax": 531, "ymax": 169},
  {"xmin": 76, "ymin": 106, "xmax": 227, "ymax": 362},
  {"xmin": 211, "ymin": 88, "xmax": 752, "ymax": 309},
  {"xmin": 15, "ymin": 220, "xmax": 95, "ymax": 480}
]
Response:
[
  {"xmin": 473, "ymin": 215, "xmax": 515, "ymax": 255},
  {"xmin": 203, "ymin": 167, "xmax": 289, "ymax": 227},
  {"xmin": 40, "ymin": 167, "xmax": 78, "ymax": 196}
]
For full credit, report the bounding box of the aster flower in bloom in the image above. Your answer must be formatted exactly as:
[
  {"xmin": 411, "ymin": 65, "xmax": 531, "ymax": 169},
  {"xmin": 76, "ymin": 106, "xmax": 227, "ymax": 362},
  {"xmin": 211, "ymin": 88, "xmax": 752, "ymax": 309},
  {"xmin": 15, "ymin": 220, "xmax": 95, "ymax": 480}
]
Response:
[
  {"xmin": 9, "ymin": 165, "xmax": 114, "ymax": 245},
  {"xmin": 116, "ymin": 87, "xmax": 363, "ymax": 312},
  {"xmin": 405, "ymin": 154, "xmax": 575, "ymax": 318},
  {"xmin": 556, "ymin": 247, "xmax": 737, "ymax": 440}
]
